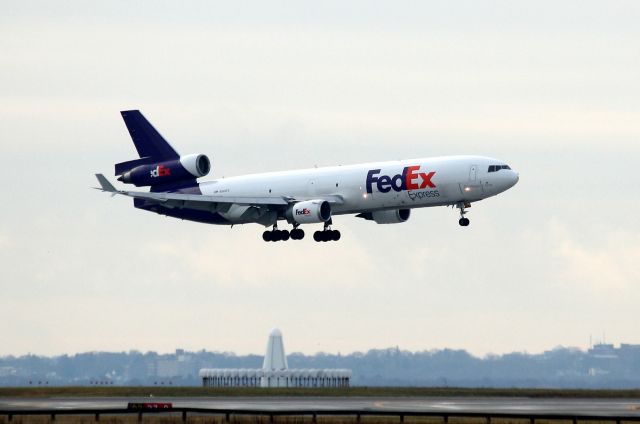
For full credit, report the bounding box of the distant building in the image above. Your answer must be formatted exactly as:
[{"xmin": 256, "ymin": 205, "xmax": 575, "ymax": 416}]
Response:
[
  {"xmin": 199, "ymin": 329, "xmax": 351, "ymax": 388},
  {"xmin": 587, "ymin": 342, "xmax": 640, "ymax": 360},
  {"xmin": 156, "ymin": 349, "xmax": 196, "ymax": 378}
]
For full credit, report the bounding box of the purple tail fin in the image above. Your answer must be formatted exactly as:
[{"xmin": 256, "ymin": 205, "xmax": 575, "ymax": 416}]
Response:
[
  {"xmin": 120, "ymin": 110, "xmax": 179, "ymax": 160},
  {"xmin": 115, "ymin": 110, "xmax": 198, "ymax": 192}
]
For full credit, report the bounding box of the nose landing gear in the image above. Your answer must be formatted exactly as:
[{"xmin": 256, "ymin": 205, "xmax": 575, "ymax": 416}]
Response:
[{"xmin": 457, "ymin": 202, "xmax": 471, "ymax": 227}]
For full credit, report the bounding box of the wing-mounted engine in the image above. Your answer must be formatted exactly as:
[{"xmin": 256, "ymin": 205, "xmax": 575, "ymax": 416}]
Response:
[
  {"xmin": 286, "ymin": 200, "xmax": 332, "ymax": 224},
  {"xmin": 116, "ymin": 154, "xmax": 211, "ymax": 187},
  {"xmin": 357, "ymin": 209, "xmax": 411, "ymax": 224}
]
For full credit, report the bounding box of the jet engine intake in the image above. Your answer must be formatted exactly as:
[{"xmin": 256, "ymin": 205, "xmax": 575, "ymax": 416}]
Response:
[{"xmin": 286, "ymin": 200, "xmax": 332, "ymax": 224}]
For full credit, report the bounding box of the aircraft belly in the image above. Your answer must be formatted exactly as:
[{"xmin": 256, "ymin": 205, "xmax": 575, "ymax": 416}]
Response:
[{"xmin": 134, "ymin": 199, "xmax": 230, "ymax": 224}]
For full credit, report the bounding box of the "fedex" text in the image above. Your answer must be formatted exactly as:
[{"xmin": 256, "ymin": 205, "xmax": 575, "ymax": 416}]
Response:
[
  {"xmin": 149, "ymin": 165, "xmax": 171, "ymax": 178},
  {"xmin": 366, "ymin": 166, "xmax": 435, "ymax": 194}
]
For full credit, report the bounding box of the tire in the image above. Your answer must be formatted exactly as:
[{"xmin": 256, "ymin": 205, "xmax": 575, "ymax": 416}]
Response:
[
  {"xmin": 297, "ymin": 229, "xmax": 305, "ymax": 240},
  {"xmin": 313, "ymin": 231, "xmax": 322, "ymax": 242},
  {"xmin": 332, "ymin": 230, "xmax": 341, "ymax": 241},
  {"xmin": 281, "ymin": 230, "xmax": 290, "ymax": 241},
  {"xmin": 262, "ymin": 231, "xmax": 272, "ymax": 242}
]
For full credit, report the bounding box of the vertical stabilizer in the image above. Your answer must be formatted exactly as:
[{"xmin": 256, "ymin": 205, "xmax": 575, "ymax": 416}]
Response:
[{"xmin": 120, "ymin": 110, "xmax": 179, "ymax": 160}]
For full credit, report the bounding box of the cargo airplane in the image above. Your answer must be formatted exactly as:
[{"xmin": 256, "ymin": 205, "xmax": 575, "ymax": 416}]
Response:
[{"xmin": 95, "ymin": 110, "xmax": 519, "ymax": 242}]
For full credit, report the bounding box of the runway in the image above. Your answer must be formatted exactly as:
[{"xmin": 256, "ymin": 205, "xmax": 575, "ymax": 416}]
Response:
[{"xmin": 1, "ymin": 397, "xmax": 640, "ymax": 416}]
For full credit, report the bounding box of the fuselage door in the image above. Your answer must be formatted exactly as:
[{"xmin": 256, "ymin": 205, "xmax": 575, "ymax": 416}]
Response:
[
  {"xmin": 460, "ymin": 164, "xmax": 482, "ymax": 198},
  {"xmin": 469, "ymin": 164, "xmax": 478, "ymax": 182}
]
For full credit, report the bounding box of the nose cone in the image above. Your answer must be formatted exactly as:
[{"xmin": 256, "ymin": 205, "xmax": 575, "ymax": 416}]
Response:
[{"xmin": 507, "ymin": 171, "xmax": 519, "ymax": 189}]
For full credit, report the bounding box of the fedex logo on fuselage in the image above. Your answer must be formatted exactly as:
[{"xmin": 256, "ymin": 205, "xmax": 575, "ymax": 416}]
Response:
[
  {"xmin": 366, "ymin": 166, "xmax": 435, "ymax": 194},
  {"xmin": 150, "ymin": 165, "xmax": 171, "ymax": 178}
]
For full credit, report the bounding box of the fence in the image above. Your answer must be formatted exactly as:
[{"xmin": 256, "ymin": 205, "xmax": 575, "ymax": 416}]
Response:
[{"xmin": 1, "ymin": 408, "xmax": 640, "ymax": 424}]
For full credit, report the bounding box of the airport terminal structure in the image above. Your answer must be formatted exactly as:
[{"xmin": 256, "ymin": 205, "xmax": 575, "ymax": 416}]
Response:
[{"xmin": 199, "ymin": 329, "xmax": 352, "ymax": 388}]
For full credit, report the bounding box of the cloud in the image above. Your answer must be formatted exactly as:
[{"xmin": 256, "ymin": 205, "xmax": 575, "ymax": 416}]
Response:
[
  {"xmin": 145, "ymin": 228, "xmax": 375, "ymax": 288},
  {"xmin": 552, "ymin": 223, "xmax": 640, "ymax": 291},
  {"xmin": 1, "ymin": 0, "xmax": 639, "ymax": 356},
  {"xmin": 0, "ymin": 231, "xmax": 9, "ymax": 249}
]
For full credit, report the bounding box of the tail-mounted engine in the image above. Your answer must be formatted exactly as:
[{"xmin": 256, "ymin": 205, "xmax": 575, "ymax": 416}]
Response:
[
  {"xmin": 286, "ymin": 200, "xmax": 332, "ymax": 224},
  {"xmin": 116, "ymin": 154, "xmax": 211, "ymax": 187}
]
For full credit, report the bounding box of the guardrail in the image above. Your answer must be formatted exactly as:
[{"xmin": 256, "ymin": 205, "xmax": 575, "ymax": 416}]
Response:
[{"xmin": 1, "ymin": 408, "xmax": 640, "ymax": 423}]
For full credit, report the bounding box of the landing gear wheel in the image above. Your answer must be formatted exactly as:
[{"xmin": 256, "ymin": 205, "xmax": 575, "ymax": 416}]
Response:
[
  {"xmin": 280, "ymin": 230, "xmax": 290, "ymax": 241},
  {"xmin": 313, "ymin": 229, "xmax": 341, "ymax": 242},
  {"xmin": 262, "ymin": 231, "xmax": 272, "ymax": 242},
  {"xmin": 456, "ymin": 202, "xmax": 471, "ymax": 227},
  {"xmin": 291, "ymin": 228, "xmax": 305, "ymax": 240}
]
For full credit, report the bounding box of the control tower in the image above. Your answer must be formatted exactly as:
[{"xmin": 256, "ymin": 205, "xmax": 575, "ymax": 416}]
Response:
[
  {"xmin": 263, "ymin": 329, "xmax": 288, "ymax": 371},
  {"xmin": 200, "ymin": 329, "xmax": 351, "ymax": 388}
]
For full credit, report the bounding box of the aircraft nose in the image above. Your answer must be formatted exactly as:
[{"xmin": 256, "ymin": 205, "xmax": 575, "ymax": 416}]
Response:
[{"xmin": 509, "ymin": 171, "xmax": 519, "ymax": 188}]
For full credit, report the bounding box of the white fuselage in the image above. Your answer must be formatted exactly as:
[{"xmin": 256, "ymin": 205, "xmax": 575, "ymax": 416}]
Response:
[{"xmin": 198, "ymin": 155, "xmax": 518, "ymax": 223}]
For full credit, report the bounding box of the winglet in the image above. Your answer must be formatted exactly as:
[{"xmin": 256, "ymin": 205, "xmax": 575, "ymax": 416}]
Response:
[{"xmin": 95, "ymin": 174, "xmax": 117, "ymax": 193}]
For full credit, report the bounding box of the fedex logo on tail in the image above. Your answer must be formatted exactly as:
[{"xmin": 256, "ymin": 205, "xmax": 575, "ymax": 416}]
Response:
[
  {"xmin": 366, "ymin": 166, "xmax": 435, "ymax": 194},
  {"xmin": 150, "ymin": 165, "xmax": 171, "ymax": 178}
]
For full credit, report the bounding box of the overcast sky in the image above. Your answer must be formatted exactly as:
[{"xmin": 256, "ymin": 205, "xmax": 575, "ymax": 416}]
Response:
[{"xmin": 1, "ymin": 1, "xmax": 639, "ymax": 357}]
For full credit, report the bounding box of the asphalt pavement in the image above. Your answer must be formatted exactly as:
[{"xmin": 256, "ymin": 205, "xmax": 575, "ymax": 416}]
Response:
[{"xmin": 1, "ymin": 396, "xmax": 639, "ymax": 416}]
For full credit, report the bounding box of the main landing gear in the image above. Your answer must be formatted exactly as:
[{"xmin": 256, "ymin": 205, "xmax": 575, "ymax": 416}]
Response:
[
  {"xmin": 457, "ymin": 202, "xmax": 471, "ymax": 227},
  {"xmin": 262, "ymin": 222, "xmax": 341, "ymax": 242},
  {"xmin": 313, "ymin": 220, "xmax": 341, "ymax": 242},
  {"xmin": 262, "ymin": 225, "xmax": 305, "ymax": 242}
]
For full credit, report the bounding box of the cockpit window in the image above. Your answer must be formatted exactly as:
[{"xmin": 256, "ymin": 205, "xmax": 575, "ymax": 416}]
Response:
[{"xmin": 488, "ymin": 164, "xmax": 511, "ymax": 172}]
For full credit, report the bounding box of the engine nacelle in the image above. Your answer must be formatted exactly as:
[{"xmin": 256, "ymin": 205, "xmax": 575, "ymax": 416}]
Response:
[
  {"xmin": 370, "ymin": 209, "xmax": 411, "ymax": 224},
  {"xmin": 118, "ymin": 154, "xmax": 210, "ymax": 187},
  {"xmin": 286, "ymin": 200, "xmax": 332, "ymax": 224}
]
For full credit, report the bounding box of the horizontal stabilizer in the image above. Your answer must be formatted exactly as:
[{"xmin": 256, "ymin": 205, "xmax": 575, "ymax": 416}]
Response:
[{"xmin": 95, "ymin": 174, "xmax": 117, "ymax": 193}]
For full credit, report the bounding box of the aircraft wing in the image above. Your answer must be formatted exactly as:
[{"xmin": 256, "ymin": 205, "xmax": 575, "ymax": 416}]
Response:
[
  {"xmin": 95, "ymin": 174, "xmax": 289, "ymax": 207},
  {"xmin": 94, "ymin": 174, "xmax": 344, "ymax": 208}
]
